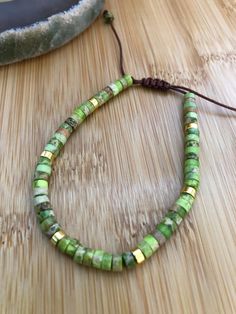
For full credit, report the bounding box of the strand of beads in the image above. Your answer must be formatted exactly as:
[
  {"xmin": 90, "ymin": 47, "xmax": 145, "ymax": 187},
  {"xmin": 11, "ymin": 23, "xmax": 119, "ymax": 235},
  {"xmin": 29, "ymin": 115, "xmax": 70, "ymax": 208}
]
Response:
[{"xmin": 33, "ymin": 80, "xmax": 200, "ymax": 271}]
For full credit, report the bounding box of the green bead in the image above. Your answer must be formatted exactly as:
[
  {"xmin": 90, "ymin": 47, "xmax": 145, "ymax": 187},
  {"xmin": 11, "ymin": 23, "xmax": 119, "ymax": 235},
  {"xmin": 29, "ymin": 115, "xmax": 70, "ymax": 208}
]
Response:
[
  {"xmin": 34, "ymin": 195, "xmax": 50, "ymax": 207},
  {"xmin": 83, "ymin": 249, "xmax": 95, "ymax": 266},
  {"xmin": 115, "ymin": 80, "xmax": 123, "ymax": 92},
  {"xmin": 38, "ymin": 156, "xmax": 52, "ymax": 166},
  {"xmin": 59, "ymin": 122, "xmax": 73, "ymax": 134},
  {"xmin": 185, "ymin": 146, "xmax": 200, "ymax": 155},
  {"xmin": 184, "ymin": 179, "xmax": 199, "ymax": 188},
  {"xmin": 143, "ymin": 235, "xmax": 159, "ymax": 252},
  {"xmin": 137, "ymin": 240, "xmax": 153, "ymax": 258},
  {"xmin": 37, "ymin": 210, "xmax": 55, "ymax": 223},
  {"xmin": 33, "ymin": 187, "xmax": 48, "ymax": 197},
  {"xmin": 123, "ymin": 74, "xmax": 133, "ymax": 87},
  {"xmin": 73, "ymin": 246, "xmax": 87, "ymax": 264},
  {"xmin": 184, "ymin": 159, "xmax": 199, "ymax": 167},
  {"xmin": 165, "ymin": 210, "xmax": 183, "ymax": 226},
  {"xmin": 100, "ymin": 90, "xmax": 110, "ymax": 102},
  {"xmin": 175, "ymin": 205, "xmax": 188, "ymax": 218},
  {"xmin": 54, "ymin": 132, "xmax": 67, "ymax": 145},
  {"xmin": 40, "ymin": 216, "xmax": 57, "ymax": 232},
  {"xmin": 185, "ymin": 134, "xmax": 199, "ymax": 143},
  {"xmin": 33, "ymin": 179, "xmax": 48, "ymax": 188},
  {"xmin": 112, "ymin": 254, "xmax": 123, "ymax": 272},
  {"xmin": 185, "ymin": 128, "xmax": 200, "ymax": 136},
  {"xmin": 109, "ymin": 83, "xmax": 120, "ymax": 95},
  {"xmin": 176, "ymin": 198, "xmax": 192, "ymax": 213},
  {"xmin": 156, "ymin": 223, "xmax": 172, "ymax": 239},
  {"xmin": 78, "ymin": 103, "xmax": 91, "ymax": 117},
  {"xmin": 92, "ymin": 250, "xmax": 105, "ymax": 269},
  {"xmin": 184, "ymin": 92, "xmax": 195, "ymax": 100},
  {"xmin": 184, "ymin": 111, "xmax": 198, "ymax": 119},
  {"xmin": 122, "ymin": 252, "xmax": 136, "ymax": 269},
  {"xmin": 65, "ymin": 239, "xmax": 79, "ymax": 257},
  {"xmin": 35, "ymin": 164, "xmax": 52, "ymax": 175},
  {"xmin": 58, "ymin": 237, "xmax": 71, "ymax": 253},
  {"xmin": 101, "ymin": 253, "xmax": 113, "ymax": 271},
  {"xmin": 184, "ymin": 101, "xmax": 197, "ymax": 109}
]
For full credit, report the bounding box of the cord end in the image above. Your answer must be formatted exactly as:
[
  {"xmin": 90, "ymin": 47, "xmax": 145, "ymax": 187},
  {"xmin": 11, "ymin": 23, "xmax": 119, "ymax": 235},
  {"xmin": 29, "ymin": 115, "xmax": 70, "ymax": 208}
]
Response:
[{"xmin": 103, "ymin": 10, "xmax": 115, "ymax": 24}]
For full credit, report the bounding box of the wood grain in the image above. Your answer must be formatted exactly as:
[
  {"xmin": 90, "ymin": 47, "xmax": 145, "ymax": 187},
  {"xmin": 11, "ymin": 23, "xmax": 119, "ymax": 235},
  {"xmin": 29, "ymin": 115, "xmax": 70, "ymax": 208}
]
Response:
[{"xmin": 0, "ymin": 0, "xmax": 235, "ymax": 313}]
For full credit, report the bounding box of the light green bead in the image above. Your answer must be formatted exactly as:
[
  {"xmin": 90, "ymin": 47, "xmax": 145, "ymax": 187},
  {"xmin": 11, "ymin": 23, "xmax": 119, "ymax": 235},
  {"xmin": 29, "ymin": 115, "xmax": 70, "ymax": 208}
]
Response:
[
  {"xmin": 54, "ymin": 132, "xmax": 67, "ymax": 145},
  {"xmin": 137, "ymin": 240, "xmax": 153, "ymax": 258},
  {"xmin": 36, "ymin": 164, "xmax": 52, "ymax": 175},
  {"xmin": 33, "ymin": 179, "xmax": 48, "ymax": 188},
  {"xmin": 92, "ymin": 250, "xmax": 105, "ymax": 269},
  {"xmin": 101, "ymin": 253, "xmax": 113, "ymax": 271},
  {"xmin": 83, "ymin": 249, "xmax": 95, "ymax": 266},
  {"xmin": 33, "ymin": 187, "xmax": 48, "ymax": 197},
  {"xmin": 184, "ymin": 92, "xmax": 195, "ymax": 100},
  {"xmin": 123, "ymin": 74, "xmax": 133, "ymax": 87},
  {"xmin": 33, "ymin": 195, "xmax": 50, "ymax": 207},
  {"xmin": 176, "ymin": 198, "xmax": 192, "ymax": 213},
  {"xmin": 143, "ymin": 235, "xmax": 159, "ymax": 252},
  {"xmin": 73, "ymin": 246, "xmax": 87, "ymax": 264}
]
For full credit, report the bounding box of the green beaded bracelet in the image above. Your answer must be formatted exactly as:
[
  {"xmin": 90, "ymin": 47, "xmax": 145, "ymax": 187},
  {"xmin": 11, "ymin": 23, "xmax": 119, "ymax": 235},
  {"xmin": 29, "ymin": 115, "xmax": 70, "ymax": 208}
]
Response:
[{"xmin": 33, "ymin": 74, "xmax": 200, "ymax": 272}]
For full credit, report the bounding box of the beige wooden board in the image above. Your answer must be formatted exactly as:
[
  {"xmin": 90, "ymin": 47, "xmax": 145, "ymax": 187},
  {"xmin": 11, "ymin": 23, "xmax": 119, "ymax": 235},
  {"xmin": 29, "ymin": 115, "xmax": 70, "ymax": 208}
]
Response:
[{"xmin": 0, "ymin": 0, "xmax": 235, "ymax": 313}]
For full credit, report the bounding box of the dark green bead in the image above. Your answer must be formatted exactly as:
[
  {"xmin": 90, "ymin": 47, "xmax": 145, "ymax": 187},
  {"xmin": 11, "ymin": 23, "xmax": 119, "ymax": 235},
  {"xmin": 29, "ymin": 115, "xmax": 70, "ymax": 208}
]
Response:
[
  {"xmin": 122, "ymin": 252, "xmax": 136, "ymax": 269},
  {"xmin": 175, "ymin": 205, "xmax": 188, "ymax": 218},
  {"xmin": 184, "ymin": 179, "xmax": 199, "ymax": 188},
  {"xmin": 103, "ymin": 10, "xmax": 114, "ymax": 24},
  {"xmin": 37, "ymin": 210, "xmax": 55, "ymax": 223},
  {"xmin": 59, "ymin": 122, "xmax": 73, "ymax": 134}
]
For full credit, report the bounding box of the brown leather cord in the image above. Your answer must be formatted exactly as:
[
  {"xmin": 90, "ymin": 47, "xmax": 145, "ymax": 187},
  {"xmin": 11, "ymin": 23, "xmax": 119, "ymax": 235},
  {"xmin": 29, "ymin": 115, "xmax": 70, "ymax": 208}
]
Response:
[{"xmin": 103, "ymin": 10, "xmax": 236, "ymax": 113}]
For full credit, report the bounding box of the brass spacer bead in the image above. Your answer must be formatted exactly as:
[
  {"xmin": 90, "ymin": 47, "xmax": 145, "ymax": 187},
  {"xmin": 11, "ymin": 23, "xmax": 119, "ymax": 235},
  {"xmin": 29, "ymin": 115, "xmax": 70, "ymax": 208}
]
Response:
[
  {"xmin": 181, "ymin": 186, "xmax": 197, "ymax": 198},
  {"xmin": 51, "ymin": 230, "xmax": 66, "ymax": 246},
  {"xmin": 41, "ymin": 151, "xmax": 55, "ymax": 161},
  {"xmin": 132, "ymin": 248, "xmax": 145, "ymax": 264},
  {"xmin": 89, "ymin": 97, "xmax": 99, "ymax": 109}
]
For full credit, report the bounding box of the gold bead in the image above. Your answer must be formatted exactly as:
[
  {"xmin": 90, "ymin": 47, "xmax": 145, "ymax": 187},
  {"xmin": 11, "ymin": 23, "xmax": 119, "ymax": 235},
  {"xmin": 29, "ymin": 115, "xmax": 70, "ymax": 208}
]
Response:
[
  {"xmin": 184, "ymin": 123, "xmax": 198, "ymax": 132},
  {"xmin": 41, "ymin": 151, "xmax": 55, "ymax": 161},
  {"xmin": 181, "ymin": 186, "xmax": 197, "ymax": 198},
  {"xmin": 89, "ymin": 98, "xmax": 99, "ymax": 109},
  {"xmin": 51, "ymin": 230, "xmax": 66, "ymax": 246},
  {"xmin": 132, "ymin": 248, "xmax": 145, "ymax": 264}
]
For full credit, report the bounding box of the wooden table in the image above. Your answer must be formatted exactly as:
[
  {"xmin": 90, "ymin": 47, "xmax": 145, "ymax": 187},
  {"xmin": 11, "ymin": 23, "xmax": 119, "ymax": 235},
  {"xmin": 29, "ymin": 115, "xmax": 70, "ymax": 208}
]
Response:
[{"xmin": 0, "ymin": 1, "xmax": 235, "ymax": 313}]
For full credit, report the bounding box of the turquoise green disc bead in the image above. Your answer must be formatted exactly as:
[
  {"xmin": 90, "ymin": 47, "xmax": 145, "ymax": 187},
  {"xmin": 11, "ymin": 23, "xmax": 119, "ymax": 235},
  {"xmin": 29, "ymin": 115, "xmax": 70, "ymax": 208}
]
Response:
[
  {"xmin": 92, "ymin": 250, "xmax": 105, "ymax": 269},
  {"xmin": 165, "ymin": 210, "xmax": 183, "ymax": 226},
  {"xmin": 184, "ymin": 101, "xmax": 197, "ymax": 109},
  {"xmin": 37, "ymin": 210, "xmax": 55, "ymax": 223},
  {"xmin": 112, "ymin": 255, "xmax": 123, "ymax": 272},
  {"xmin": 73, "ymin": 246, "xmax": 87, "ymax": 264},
  {"xmin": 143, "ymin": 235, "xmax": 159, "ymax": 253},
  {"xmin": 58, "ymin": 237, "xmax": 71, "ymax": 253},
  {"xmin": 137, "ymin": 239, "xmax": 153, "ymax": 258},
  {"xmin": 122, "ymin": 252, "xmax": 136, "ymax": 269},
  {"xmin": 35, "ymin": 164, "xmax": 52, "ymax": 175},
  {"xmin": 184, "ymin": 92, "xmax": 195, "ymax": 99},
  {"xmin": 83, "ymin": 248, "xmax": 95, "ymax": 266},
  {"xmin": 40, "ymin": 216, "xmax": 57, "ymax": 233},
  {"xmin": 65, "ymin": 239, "xmax": 80, "ymax": 257},
  {"xmin": 101, "ymin": 252, "xmax": 113, "ymax": 271}
]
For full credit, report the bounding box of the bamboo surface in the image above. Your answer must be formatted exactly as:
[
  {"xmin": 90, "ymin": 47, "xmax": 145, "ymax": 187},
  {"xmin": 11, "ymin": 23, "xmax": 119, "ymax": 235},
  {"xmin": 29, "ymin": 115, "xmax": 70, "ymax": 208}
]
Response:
[{"xmin": 0, "ymin": 0, "xmax": 236, "ymax": 313}]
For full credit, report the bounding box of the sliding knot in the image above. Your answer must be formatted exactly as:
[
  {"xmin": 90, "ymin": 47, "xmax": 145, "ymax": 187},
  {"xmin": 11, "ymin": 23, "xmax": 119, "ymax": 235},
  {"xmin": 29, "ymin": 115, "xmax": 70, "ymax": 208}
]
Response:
[{"xmin": 133, "ymin": 77, "xmax": 171, "ymax": 91}]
